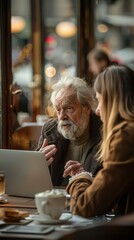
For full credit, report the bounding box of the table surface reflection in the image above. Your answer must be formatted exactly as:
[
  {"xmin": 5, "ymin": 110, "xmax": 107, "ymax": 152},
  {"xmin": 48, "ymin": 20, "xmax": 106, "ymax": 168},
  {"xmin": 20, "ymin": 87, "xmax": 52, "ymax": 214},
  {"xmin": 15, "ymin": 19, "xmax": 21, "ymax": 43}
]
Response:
[{"xmin": 0, "ymin": 194, "xmax": 110, "ymax": 239}]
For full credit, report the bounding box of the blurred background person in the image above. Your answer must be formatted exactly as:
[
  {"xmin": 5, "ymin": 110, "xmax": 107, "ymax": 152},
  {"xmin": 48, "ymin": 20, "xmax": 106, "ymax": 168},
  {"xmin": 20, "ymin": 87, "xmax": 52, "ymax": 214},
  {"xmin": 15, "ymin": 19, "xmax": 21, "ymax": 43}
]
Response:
[
  {"xmin": 87, "ymin": 48, "xmax": 112, "ymax": 87},
  {"xmin": 12, "ymin": 83, "xmax": 31, "ymax": 131}
]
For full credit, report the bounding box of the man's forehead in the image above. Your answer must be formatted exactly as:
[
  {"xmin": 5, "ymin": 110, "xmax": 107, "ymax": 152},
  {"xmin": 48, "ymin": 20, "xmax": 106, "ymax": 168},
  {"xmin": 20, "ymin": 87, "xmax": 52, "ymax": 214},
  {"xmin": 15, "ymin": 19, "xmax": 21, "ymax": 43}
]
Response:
[{"xmin": 55, "ymin": 88, "xmax": 77, "ymax": 103}]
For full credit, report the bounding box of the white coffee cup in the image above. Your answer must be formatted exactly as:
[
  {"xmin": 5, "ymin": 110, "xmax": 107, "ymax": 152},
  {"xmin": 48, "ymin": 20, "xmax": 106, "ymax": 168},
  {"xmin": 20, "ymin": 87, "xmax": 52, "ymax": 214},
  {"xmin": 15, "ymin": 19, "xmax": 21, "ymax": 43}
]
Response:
[{"xmin": 35, "ymin": 189, "xmax": 66, "ymax": 220}]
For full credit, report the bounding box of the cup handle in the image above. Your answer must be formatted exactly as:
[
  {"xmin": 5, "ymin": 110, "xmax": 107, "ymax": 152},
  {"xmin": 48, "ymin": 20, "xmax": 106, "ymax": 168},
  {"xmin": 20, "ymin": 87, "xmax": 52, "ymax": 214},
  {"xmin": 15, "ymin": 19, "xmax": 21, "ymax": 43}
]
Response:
[{"xmin": 41, "ymin": 200, "xmax": 50, "ymax": 215}]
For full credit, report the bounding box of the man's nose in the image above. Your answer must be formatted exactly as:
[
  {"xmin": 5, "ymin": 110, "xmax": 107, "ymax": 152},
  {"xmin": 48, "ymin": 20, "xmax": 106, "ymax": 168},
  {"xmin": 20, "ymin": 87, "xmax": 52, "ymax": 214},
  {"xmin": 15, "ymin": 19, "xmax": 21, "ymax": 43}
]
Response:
[{"xmin": 59, "ymin": 109, "xmax": 68, "ymax": 120}]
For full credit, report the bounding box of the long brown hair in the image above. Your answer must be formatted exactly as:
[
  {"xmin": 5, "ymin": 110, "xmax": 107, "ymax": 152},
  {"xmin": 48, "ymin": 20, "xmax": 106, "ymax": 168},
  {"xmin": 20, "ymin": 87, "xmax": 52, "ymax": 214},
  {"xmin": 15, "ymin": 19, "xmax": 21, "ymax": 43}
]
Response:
[{"xmin": 94, "ymin": 65, "xmax": 134, "ymax": 161}]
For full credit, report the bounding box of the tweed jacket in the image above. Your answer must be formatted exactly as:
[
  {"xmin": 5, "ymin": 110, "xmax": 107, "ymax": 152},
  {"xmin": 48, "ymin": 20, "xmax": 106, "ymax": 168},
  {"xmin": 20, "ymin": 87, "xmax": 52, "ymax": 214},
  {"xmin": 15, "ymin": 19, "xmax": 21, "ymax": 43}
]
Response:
[
  {"xmin": 66, "ymin": 121, "xmax": 134, "ymax": 218},
  {"xmin": 36, "ymin": 112, "xmax": 102, "ymax": 186}
]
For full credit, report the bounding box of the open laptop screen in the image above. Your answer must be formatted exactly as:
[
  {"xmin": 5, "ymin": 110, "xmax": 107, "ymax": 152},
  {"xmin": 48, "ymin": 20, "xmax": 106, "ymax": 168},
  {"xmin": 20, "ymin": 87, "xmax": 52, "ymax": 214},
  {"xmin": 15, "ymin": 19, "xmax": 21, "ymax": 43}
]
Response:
[{"xmin": 0, "ymin": 149, "xmax": 53, "ymax": 198}]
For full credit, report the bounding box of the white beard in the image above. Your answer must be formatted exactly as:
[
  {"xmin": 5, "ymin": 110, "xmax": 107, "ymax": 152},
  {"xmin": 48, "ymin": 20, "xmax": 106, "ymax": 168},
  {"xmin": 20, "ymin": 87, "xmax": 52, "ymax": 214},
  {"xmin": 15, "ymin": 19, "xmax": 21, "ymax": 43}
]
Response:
[{"xmin": 57, "ymin": 114, "xmax": 88, "ymax": 140}]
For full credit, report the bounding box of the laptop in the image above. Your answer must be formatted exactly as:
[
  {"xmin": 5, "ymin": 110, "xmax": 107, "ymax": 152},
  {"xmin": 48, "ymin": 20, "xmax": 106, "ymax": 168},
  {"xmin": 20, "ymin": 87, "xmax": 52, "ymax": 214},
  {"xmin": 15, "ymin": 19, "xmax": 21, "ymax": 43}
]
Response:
[{"xmin": 0, "ymin": 149, "xmax": 53, "ymax": 198}]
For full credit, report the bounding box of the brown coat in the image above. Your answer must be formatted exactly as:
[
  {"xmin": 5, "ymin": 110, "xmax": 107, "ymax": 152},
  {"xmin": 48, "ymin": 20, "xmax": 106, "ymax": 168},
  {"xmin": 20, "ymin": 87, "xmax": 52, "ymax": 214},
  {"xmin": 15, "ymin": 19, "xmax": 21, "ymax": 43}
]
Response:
[{"xmin": 66, "ymin": 122, "xmax": 134, "ymax": 218}]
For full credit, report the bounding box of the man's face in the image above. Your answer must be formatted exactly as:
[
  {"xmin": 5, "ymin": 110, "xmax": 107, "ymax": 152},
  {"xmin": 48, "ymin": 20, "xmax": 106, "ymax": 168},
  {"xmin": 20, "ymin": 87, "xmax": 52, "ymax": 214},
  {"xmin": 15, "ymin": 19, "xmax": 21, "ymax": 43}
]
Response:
[{"xmin": 54, "ymin": 88, "xmax": 91, "ymax": 140}]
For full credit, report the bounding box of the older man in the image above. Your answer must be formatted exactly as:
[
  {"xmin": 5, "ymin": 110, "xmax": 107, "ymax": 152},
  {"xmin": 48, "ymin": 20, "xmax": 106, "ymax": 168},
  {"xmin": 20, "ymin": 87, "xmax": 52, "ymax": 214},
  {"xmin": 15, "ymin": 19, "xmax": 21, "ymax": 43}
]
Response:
[{"xmin": 36, "ymin": 76, "xmax": 102, "ymax": 186}]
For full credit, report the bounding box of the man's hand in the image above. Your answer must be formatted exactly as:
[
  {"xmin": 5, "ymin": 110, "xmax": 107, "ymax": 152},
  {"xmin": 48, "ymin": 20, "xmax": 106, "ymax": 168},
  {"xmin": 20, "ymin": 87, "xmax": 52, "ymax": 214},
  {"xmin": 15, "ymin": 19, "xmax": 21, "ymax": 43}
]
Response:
[
  {"xmin": 63, "ymin": 160, "xmax": 85, "ymax": 177},
  {"xmin": 39, "ymin": 138, "xmax": 57, "ymax": 165}
]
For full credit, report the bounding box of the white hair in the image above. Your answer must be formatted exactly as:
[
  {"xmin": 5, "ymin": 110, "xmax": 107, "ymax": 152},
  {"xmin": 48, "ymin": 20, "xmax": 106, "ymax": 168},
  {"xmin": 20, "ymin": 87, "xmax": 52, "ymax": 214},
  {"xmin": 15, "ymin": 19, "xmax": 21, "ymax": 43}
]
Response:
[{"xmin": 50, "ymin": 76, "xmax": 94, "ymax": 109}]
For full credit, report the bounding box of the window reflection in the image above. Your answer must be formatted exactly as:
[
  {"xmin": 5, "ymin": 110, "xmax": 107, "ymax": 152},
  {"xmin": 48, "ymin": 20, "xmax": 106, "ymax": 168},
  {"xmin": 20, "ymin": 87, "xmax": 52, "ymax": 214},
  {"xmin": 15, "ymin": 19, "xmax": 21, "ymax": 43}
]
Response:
[
  {"xmin": 11, "ymin": 0, "xmax": 32, "ymax": 131},
  {"xmin": 11, "ymin": 0, "xmax": 78, "ymax": 128},
  {"xmin": 94, "ymin": 0, "xmax": 134, "ymax": 70},
  {"xmin": 0, "ymin": 3, "xmax": 2, "ymax": 147},
  {"xmin": 0, "ymin": 36, "xmax": 1, "ymax": 147},
  {"xmin": 43, "ymin": 0, "xmax": 77, "ymax": 116}
]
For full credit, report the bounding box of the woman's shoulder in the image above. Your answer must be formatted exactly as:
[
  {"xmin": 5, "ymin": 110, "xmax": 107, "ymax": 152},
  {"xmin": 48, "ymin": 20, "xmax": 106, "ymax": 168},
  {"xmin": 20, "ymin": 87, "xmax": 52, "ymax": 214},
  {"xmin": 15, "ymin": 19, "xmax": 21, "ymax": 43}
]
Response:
[
  {"xmin": 113, "ymin": 121, "xmax": 134, "ymax": 140},
  {"xmin": 110, "ymin": 121, "xmax": 134, "ymax": 161}
]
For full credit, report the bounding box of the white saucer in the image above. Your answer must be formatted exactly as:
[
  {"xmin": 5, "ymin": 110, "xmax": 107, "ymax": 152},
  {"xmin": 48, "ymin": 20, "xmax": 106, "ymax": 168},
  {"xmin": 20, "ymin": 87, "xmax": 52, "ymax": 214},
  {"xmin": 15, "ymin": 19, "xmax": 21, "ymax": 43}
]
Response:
[{"xmin": 29, "ymin": 213, "xmax": 72, "ymax": 224}]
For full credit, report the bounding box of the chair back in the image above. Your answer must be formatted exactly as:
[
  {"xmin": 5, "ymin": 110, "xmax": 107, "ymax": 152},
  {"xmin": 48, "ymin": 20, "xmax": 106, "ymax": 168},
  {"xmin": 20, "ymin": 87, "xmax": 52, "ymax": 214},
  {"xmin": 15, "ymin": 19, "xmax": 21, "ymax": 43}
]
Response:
[{"xmin": 11, "ymin": 123, "xmax": 43, "ymax": 150}]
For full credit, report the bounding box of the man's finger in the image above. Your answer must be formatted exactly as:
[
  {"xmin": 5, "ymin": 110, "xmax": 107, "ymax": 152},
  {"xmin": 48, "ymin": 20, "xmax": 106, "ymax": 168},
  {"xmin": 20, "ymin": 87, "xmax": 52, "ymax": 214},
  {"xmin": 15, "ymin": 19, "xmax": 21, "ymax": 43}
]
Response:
[
  {"xmin": 47, "ymin": 157, "xmax": 54, "ymax": 166},
  {"xmin": 41, "ymin": 138, "xmax": 48, "ymax": 149},
  {"xmin": 64, "ymin": 160, "xmax": 78, "ymax": 169}
]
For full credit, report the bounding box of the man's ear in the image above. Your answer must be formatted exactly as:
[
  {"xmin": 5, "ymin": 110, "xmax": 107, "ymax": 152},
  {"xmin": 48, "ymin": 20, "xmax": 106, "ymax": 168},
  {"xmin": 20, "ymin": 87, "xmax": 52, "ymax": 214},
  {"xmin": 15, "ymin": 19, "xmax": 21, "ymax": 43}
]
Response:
[
  {"xmin": 87, "ymin": 108, "xmax": 91, "ymax": 115},
  {"xmin": 83, "ymin": 105, "xmax": 91, "ymax": 114}
]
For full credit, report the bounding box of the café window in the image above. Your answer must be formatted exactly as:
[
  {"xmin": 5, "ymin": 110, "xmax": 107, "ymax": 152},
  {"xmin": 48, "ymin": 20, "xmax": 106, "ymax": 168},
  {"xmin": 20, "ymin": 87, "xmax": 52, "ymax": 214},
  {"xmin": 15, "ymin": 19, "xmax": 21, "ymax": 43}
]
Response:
[
  {"xmin": 0, "ymin": 4, "xmax": 2, "ymax": 148},
  {"xmin": 43, "ymin": 0, "xmax": 78, "ymax": 118},
  {"xmin": 11, "ymin": 0, "xmax": 32, "ymax": 131},
  {"xmin": 94, "ymin": 0, "xmax": 134, "ymax": 70},
  {"xmin": 0, "ymin": 35, "xmax": 1, "ymax": 148},
  {"xmin": 11, "ymin": 0, "xmax": 78, "ymax": 131}
]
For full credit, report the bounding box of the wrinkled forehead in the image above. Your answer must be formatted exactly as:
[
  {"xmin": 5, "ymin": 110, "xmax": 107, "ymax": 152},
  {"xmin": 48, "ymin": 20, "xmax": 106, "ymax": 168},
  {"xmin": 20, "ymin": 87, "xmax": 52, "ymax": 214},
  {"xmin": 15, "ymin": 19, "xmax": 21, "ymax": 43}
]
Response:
[{"xmin": 54, "ymin": 88, "xmax": 78, "ymax": 106}]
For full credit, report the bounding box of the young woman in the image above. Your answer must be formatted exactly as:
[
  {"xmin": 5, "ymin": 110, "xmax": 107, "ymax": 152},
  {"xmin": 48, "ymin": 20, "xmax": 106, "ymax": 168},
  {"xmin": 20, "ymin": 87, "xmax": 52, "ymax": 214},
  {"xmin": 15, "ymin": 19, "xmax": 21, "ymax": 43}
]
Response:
[{"xmin": 65, "ymin": 65, "xmax": 134, "ymax": 218}]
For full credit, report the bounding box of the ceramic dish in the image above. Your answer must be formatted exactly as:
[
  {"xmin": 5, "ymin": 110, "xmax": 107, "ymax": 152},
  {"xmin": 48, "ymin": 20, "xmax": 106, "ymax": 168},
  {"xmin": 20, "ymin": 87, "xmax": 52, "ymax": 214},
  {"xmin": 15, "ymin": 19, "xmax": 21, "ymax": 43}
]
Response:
[{"xmin": 28, "ymin": 213, "xmax": 72, "ymax": 224}]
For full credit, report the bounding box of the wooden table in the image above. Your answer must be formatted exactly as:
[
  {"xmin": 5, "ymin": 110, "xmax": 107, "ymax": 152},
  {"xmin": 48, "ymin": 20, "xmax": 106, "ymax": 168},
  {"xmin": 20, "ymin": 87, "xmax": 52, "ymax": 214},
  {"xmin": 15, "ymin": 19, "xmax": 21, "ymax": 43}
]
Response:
[
  {"xmin": 0, "ymin": 195, "xmax": 36, "ymax": 212},
  {"xmin": 0, "ymin": 195, "xmax": 110, "ymax": 239}
]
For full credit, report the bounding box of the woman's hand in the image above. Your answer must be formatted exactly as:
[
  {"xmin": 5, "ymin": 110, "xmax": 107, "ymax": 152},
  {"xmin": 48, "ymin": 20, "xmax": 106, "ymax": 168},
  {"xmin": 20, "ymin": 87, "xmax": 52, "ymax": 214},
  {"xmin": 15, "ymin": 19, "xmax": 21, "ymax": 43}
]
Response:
[
  {"xmin": 63, "ymin": 160, "xmax": 85, "ymax": 177},
  {"xmin": 39, "ymin": 138, "xmax": 57, "ymax": 165}
]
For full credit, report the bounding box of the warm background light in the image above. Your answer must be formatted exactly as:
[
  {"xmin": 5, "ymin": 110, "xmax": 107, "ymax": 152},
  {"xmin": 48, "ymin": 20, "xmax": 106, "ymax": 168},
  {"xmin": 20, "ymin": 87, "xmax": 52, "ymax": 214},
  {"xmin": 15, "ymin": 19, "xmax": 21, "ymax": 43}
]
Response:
[
  {"xmin": 11, "ymin": 16, "xmax": 26, "ymax": 33},
  {"xmin": 97, "ymin": 24, "xmax": 109, "ymax": 33},
  {"xmin": 45, "ymin": 65, "xmax": 56, "ymax": 78},
  {"xmin": 56, "ymin": 21, "xmax": 77, "ymax": 38}
]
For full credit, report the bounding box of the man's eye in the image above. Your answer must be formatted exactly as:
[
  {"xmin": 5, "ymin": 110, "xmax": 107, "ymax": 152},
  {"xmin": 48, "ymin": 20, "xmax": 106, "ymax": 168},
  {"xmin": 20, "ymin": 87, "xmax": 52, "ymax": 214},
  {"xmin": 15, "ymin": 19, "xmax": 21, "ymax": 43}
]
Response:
[
  {"xmin": 56, "ymin": 108, "xmax": 60, "ymax": 112},
  {"xmin": 67, "ymin": 107, "xmax": 73, "ymax": 112}
]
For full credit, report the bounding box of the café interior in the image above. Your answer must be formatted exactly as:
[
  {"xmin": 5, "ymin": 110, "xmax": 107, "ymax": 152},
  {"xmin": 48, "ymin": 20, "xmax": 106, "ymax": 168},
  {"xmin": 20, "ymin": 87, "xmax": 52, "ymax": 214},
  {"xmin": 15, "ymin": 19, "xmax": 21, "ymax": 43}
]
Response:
[{"xmin": 0, "ymin": 0, "xmax": 134, "ymax": 239}]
